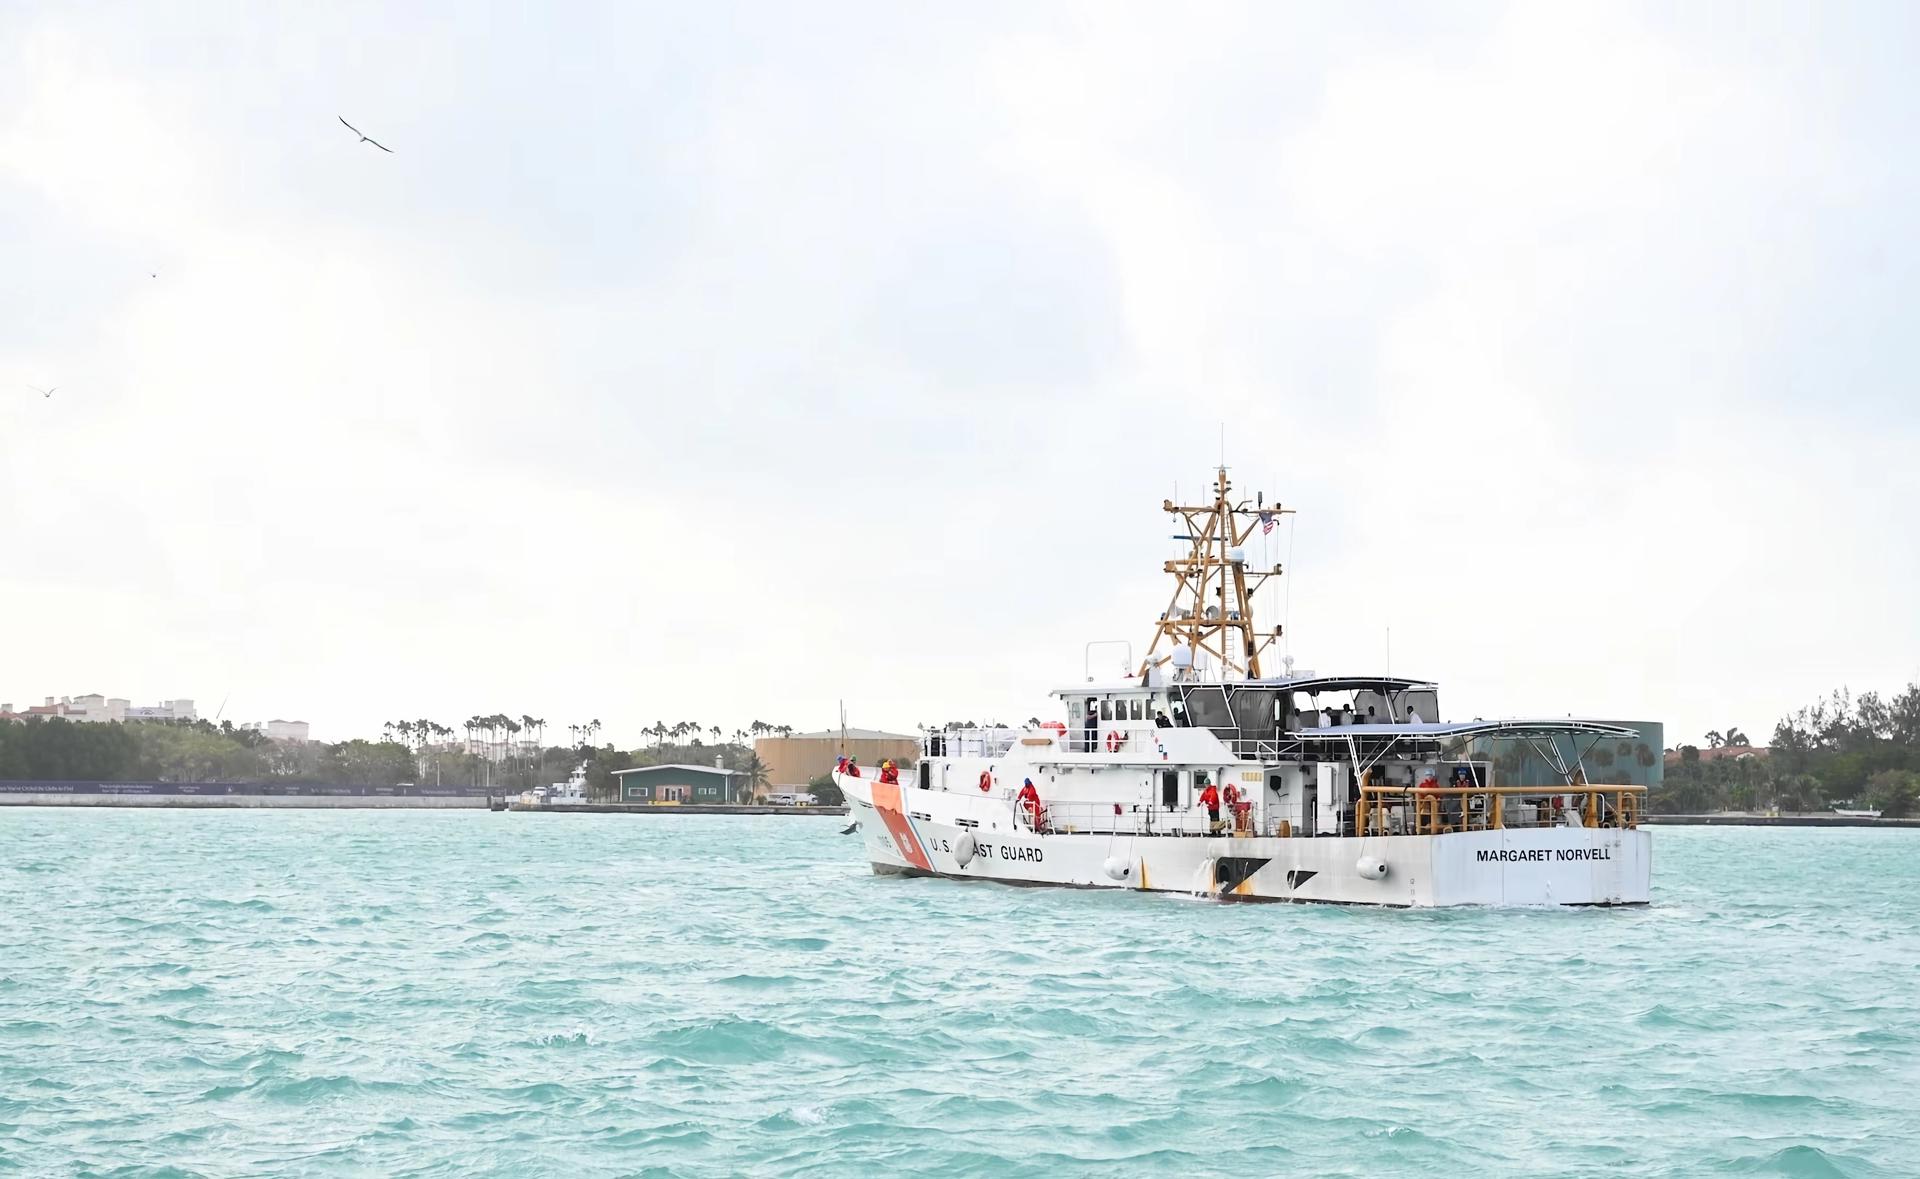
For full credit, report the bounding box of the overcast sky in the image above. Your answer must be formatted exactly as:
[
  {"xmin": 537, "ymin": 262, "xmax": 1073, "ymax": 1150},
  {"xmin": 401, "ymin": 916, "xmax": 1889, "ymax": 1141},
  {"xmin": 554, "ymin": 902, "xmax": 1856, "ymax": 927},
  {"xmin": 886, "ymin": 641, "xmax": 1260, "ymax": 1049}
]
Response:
[{"xmin": 3, "ymin": 1, "xmax": 1916, "ymax": 747}]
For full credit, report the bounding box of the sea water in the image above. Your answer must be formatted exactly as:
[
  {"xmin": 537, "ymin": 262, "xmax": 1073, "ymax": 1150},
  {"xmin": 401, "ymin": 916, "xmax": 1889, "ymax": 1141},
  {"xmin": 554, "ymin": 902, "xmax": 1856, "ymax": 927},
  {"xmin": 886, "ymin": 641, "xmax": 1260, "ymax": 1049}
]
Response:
[{"xmin": 1, "ymin": 811, "xmax": 1916, "ymax": 1177}]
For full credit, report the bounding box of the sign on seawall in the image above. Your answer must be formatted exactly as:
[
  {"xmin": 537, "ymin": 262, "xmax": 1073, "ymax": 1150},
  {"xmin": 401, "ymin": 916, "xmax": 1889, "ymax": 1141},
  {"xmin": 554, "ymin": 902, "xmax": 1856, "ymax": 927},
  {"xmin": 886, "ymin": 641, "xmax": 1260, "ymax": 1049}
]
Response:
[{"xmin": 0, "ymin": 781, "xmax": 499, "ymax": 797}]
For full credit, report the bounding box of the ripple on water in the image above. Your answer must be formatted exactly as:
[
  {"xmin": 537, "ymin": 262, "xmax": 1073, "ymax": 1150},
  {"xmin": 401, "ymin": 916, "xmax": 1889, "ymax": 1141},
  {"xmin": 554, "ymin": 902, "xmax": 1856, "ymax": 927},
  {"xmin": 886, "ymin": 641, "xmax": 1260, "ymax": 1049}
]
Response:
[{"xmin": 1, "ymin": 815, "xmax": 1918, "ymax": 1176}]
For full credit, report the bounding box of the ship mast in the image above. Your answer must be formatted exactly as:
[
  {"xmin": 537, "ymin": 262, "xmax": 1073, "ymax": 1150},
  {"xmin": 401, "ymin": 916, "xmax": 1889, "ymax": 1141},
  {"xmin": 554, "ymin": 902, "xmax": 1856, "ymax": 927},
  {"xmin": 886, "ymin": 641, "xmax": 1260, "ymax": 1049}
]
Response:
[{"xmin": 1138, "ymin": 467, "xmax": 1289, "ymax": 682}]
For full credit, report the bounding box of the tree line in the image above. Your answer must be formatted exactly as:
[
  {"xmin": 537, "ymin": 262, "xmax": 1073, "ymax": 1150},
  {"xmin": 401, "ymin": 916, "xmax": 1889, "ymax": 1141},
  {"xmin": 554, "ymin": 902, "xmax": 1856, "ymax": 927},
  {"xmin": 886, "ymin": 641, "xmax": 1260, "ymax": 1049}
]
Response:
[
  {"xmin": 1658, "ymin": 680, "xmax": 1920, "ymax": 817},
  {"xmin": 0, "ymin": 714, "xmax": 802, "ymax": 801},
  {"xmin": 0, "ymin": 717, "xmax": 419, "ymax": 787}
]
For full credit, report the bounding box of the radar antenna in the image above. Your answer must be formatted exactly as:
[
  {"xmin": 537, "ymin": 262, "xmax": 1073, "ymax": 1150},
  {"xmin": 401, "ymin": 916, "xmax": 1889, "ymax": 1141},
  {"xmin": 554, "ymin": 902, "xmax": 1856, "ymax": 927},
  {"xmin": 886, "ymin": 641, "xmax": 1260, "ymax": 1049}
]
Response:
[{"xmin": 1139, "ymin": 467, "xmax": 1290, "ymax": 682}]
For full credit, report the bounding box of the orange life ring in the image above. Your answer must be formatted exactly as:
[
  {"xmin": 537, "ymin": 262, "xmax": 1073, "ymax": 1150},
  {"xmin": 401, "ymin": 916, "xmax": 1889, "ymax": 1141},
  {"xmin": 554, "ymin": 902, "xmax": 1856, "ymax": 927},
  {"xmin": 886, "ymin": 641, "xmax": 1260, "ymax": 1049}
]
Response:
[
  {"xmin": 1106, "ymin": 730, "xmax": 1124, "ymax": 753},
  {"xmin": 978, "ymin": 771, "xmax": 992, "ymax": 792}
]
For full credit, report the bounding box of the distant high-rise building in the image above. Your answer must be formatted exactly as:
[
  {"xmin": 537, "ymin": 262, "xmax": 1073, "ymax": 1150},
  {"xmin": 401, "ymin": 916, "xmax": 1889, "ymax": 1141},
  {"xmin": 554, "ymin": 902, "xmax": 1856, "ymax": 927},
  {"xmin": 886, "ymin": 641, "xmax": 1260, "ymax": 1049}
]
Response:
[{"xmin": 241, "ymin": 719, "xmax": 311, "ymax": 744}]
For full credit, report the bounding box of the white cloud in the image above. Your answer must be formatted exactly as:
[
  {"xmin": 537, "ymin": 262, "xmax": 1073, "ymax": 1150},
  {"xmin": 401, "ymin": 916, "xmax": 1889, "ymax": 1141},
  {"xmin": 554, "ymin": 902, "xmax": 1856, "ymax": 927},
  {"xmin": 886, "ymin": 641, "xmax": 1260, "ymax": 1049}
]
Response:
[{"xmin": 2, "ymin": 1, "xmax": 1915, "ymax": 746}]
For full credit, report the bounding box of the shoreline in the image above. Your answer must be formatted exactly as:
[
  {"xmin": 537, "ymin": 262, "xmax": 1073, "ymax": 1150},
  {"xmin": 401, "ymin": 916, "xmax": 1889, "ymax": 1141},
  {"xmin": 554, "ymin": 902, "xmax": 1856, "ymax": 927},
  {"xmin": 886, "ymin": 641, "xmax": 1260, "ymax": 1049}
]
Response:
[
  {"xmin": 506, "ymin": 802, "xmax": 850, "ymax": 816},
  {"xmin": 1645, "ymin": 813, "xmax": 1920, "ymax": 828},
  {"xmin": 0, "ymin": 794, "xmax": 485, "ymax": 809},
  {"xmin": 0, "ymin": 793, "xmax": 849, "ymax": 814}
]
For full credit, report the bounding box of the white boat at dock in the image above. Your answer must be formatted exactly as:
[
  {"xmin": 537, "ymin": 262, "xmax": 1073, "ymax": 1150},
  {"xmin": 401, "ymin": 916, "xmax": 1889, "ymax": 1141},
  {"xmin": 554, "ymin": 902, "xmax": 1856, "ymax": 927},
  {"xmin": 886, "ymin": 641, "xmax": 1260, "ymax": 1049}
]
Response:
[
  {"xmin": 512, "ymin": 762, "xmax": 591, "ymax": 809},
  {"xmin": 836, "ymin": 469, "xmax": 1652, "ymax": 907}
]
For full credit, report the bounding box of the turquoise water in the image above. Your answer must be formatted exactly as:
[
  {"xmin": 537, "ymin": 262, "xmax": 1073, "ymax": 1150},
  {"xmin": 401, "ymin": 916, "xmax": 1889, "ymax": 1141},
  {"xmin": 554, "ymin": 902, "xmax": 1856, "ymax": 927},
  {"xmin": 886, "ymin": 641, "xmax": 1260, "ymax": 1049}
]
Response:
[{"xmin": 2, "ymin": 812, "xmax": 1917, "ymax": 1177}]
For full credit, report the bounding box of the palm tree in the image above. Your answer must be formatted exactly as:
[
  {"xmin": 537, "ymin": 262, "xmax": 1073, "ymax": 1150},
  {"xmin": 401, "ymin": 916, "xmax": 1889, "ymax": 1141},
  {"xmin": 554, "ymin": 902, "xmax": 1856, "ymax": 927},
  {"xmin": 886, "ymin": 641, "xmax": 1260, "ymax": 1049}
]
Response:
[
  {"xmin": 738, "ymin": 753, "xmax": 770, "ymax": 803},
  {"xmin": 464, "ymin": 717, "xmax": 482, "ymax": 785},
  {"xmin": 1725, "ymin": 726, "xmax": 1750, "ymax": 748},
  {"xmin": 1705, "ymin": 730, "xmax": 1725, "ymax": 748}
]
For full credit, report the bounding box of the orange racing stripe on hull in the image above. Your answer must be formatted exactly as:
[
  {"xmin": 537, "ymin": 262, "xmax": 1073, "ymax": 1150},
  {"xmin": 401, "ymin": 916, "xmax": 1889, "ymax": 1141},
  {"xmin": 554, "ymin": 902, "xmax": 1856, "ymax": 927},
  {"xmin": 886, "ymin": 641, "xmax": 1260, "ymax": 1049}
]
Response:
[{"xmin": 870, "ymin": 780, "xmax": 932, "ymax": 871}]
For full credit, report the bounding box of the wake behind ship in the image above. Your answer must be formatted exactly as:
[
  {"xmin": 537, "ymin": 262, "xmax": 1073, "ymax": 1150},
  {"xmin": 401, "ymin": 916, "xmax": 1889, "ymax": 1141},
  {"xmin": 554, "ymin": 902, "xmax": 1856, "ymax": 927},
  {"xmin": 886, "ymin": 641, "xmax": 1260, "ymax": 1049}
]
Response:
[{"xmin": 836, "ymin": 470, "xmax": 1651, "ymax": 907}]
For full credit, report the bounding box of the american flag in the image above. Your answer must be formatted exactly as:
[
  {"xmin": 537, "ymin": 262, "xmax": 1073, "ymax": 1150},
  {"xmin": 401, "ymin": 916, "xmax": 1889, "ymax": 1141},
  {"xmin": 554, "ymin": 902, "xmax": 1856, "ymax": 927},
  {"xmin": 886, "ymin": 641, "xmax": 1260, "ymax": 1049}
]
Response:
[{"xmin": 1259, "ymin": 510, "xmax": 1275, "ymax": 535}]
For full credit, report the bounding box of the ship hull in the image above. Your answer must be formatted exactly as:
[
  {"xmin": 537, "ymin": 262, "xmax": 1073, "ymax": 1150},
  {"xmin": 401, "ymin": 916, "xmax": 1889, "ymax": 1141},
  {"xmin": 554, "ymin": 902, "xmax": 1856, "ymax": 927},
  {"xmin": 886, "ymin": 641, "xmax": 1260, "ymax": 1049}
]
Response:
[{"xmin": 841, "ymin": 775, "xmax": 1650, "ymax": 907}]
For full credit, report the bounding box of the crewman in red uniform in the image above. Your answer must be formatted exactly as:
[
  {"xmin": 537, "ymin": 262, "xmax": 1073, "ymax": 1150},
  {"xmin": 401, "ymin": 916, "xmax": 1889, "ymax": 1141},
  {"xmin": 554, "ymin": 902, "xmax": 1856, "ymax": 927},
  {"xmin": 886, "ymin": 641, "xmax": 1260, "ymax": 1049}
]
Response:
[
  {"xmin": 1199, "ymin": 780, "xmax": 1222, "ymax": 833},
  {"xmin": 845, "ymin": 756, "xmax": 861, "ymax": 778},
  {"xmin": 835, "ymin": 755, "xmax": 848, "ymax": 775},
  {"xmin": 1017, "ymin": 778, "xmax": 1045, "ymax": 831}
]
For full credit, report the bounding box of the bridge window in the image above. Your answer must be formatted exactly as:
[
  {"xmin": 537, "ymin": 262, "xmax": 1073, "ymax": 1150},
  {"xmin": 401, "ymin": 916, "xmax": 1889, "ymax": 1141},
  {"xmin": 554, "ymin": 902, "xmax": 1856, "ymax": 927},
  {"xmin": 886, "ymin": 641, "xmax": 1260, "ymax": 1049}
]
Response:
[{"xmin": 1183, "ymin": 687, "xmax": 1232, "ymax": 732}]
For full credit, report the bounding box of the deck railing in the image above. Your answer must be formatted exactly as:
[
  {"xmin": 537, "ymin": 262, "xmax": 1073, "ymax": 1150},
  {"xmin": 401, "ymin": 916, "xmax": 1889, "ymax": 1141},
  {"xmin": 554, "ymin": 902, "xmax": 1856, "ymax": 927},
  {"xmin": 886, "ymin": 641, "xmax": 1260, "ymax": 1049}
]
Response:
[{"xmin": 1356, "ymin": 782, "xmax": 1644, "ymax": 837}]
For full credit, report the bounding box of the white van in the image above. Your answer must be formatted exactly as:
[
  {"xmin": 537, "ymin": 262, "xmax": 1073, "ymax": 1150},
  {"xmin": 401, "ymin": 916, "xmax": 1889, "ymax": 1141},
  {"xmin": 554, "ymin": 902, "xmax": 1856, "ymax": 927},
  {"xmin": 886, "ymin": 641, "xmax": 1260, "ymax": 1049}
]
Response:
[{"xmin": 766, "ymin": 792, "xmax": 817, "ymax": 807}]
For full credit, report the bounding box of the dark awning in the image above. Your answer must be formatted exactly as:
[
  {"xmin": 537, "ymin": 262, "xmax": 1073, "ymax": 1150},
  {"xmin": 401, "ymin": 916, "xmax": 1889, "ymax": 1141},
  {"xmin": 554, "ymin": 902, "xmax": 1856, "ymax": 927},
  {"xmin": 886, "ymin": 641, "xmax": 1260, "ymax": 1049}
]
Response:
[{"xmin": 1292, "ymin": 719, "xmax": 1639, "ymax": 741}]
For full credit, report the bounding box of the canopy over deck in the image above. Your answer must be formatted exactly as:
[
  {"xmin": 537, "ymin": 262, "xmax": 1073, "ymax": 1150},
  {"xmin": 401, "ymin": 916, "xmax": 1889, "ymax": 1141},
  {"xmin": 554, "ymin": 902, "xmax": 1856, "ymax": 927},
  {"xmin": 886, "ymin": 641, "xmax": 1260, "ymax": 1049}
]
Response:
[
  {"xmin": 1293, "ymin": 719, "xmax": 1639, "ymax": 741},
  {"xmin": 1292, "ymin": 718, "xmax": 1641, "ymax": 783},
  {"xmin": 1259, "ymin": 675, "xmax": 1438, "ymax": 694}
]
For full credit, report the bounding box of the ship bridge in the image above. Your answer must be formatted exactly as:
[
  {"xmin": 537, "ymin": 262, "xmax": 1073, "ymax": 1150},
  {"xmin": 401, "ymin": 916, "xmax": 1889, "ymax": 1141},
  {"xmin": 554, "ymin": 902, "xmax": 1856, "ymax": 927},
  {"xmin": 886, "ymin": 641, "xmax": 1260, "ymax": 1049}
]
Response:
[{"xmin": 1046, "ymin": 674, "xmax": 1444, "ymax": 758}]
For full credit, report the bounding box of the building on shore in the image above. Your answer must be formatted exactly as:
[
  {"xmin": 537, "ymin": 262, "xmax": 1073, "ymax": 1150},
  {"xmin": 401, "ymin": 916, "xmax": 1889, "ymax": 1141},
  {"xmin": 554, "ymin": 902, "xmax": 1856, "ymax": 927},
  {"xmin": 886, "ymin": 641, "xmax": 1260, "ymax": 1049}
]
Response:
[
  {"xmin": 609, "ymin": 763, "xmax": 740, "ymax": 804},
  {"xmin": 2, "ymin": 696, "xmax": 195, "ymax": 724},
  {"xmin": 756, "ymin": 727, "xmax": 918, "ymax": 789}
]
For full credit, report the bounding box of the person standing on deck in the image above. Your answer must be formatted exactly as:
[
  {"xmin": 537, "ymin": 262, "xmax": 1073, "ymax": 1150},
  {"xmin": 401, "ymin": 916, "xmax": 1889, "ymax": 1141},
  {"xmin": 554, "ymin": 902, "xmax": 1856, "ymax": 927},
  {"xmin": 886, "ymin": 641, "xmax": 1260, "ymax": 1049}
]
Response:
[
  {"xmin": 1017, "ymin": 778, "xmax": 1045, "ymax": 831},
  {"xmin": 1199, "ymin": 779, "xmax": 1222, "ymax": 833}
]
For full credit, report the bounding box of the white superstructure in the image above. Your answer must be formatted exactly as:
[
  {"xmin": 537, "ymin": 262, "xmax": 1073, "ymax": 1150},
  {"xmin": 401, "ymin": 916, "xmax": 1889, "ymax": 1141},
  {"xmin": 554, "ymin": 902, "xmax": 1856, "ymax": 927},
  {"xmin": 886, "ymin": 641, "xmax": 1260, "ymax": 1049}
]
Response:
[{"xmin": 836, "ymin": 470, "xmax": 1651, "ymax": 907}]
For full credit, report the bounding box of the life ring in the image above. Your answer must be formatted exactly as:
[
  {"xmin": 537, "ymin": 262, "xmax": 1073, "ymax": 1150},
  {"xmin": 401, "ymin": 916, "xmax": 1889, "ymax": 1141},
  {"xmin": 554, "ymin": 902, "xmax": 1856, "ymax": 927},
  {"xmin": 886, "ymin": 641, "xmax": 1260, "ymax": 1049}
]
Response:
[
  {"xmin": 1106, "ymin": 730, "xmax": 1124, "ymax": 753},
  {"xmin": 978, "ymin": 771, "xmax": 992, "ymax": 793}
]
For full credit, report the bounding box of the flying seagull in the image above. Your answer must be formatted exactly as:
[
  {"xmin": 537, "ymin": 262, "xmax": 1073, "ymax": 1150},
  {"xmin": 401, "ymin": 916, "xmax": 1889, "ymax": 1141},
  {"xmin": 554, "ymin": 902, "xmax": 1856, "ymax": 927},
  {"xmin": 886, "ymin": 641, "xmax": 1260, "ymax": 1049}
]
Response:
[
  {"xmin": 338, "ymin": 116, "xmax": 393, "ymax": 153},
  {"xmin": 28, "ymin": 384, "xmax": 56, "ymax": 399}
]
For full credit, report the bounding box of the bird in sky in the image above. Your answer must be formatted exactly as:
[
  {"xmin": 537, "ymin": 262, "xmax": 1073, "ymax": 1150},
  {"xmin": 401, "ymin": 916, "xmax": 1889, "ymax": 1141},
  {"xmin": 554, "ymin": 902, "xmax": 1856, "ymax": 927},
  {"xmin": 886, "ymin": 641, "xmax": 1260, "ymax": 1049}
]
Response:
[
  {"xmin": 338, "ymin": 116, "xmax": 393, "ymax": 153},
  {"xmin": 28, "ymin": 385, "xmax": 56, "ymax": 398}
]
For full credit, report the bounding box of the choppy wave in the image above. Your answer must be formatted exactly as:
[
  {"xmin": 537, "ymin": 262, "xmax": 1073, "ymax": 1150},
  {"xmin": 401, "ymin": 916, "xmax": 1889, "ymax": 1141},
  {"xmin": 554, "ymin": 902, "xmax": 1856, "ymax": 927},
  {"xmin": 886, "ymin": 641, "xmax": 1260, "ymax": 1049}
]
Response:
[{"xmin": 1, "ymin": 812, "xmax": 1917, "ymax": 1176}]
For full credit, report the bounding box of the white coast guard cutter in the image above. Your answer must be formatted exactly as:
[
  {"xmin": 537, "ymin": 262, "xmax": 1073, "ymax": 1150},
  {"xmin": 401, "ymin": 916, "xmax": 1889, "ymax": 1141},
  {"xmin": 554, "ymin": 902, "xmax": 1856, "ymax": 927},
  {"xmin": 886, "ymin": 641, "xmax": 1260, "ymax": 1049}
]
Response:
[{"xmin": 836, "ymin": 470, "xmax": 1652, "ymax": 906}]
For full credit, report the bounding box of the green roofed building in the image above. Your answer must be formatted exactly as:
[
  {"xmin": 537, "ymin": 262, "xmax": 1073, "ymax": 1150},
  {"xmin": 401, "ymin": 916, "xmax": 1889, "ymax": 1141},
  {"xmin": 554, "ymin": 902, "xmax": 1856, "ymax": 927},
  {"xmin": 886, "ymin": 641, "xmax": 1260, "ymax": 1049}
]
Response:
[{"xmin": 609, "ymin": 763, "xmax": 739, "ymax": 804}]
